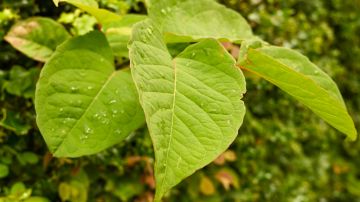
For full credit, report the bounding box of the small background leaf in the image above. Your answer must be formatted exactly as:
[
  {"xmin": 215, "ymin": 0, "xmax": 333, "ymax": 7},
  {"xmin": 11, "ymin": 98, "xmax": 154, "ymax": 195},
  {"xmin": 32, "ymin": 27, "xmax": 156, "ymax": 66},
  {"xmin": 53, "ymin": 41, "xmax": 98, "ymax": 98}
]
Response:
[
  {"xmin": 5, "ymin": 17, "xmax": 71, "ymax": 62},
  {"xmin": 0, "ymin": 163, "xmax": 9, "ymax": 178},
  {"xmin": 103, "ymin": 14, "xmax": 147, "ymax": 58},
  {"xmin": 54, "ymin": 0, "xmax": 122, "ymax": 24}
]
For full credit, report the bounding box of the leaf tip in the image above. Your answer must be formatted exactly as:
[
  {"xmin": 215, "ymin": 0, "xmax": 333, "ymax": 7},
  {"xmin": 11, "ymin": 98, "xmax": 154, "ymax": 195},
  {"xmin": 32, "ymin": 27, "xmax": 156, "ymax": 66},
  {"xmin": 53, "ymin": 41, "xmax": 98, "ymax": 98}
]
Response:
[
  {"xmin": 53, "ymin": 0, "xmax": 60, "ymax": 7},
  {"xmin": 345, "ymin": 131, "xmax": 358, "ymax": 142}
]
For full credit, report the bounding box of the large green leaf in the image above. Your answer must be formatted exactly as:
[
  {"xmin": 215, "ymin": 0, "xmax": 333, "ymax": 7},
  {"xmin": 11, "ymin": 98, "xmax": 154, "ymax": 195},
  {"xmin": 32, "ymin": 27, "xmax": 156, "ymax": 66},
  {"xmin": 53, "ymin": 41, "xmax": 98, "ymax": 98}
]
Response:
[
  {"xmin": 238, "ymin": 45, "xmax": 357, "ymax": 140},
  {"xmin": 103, "ymin": 14, "xmax": 147, "ymax": 58},
  {"xmin": 147, "ymin": 0, "xmax": 253, "ymax": 43},
  {"xmin": 53, "ymin": 0, "xmax": 121, "ymax": 24},
  {"xmin": 4, "ymin": 17, "xmax": 70, "ymax": 62},
  {"xmin": 35, "ymin": 31, "xmax": 145, "ymax": 157},
  {"xmin": 129, "ymin": 20, "xmax": 246, "ymax": 201}
]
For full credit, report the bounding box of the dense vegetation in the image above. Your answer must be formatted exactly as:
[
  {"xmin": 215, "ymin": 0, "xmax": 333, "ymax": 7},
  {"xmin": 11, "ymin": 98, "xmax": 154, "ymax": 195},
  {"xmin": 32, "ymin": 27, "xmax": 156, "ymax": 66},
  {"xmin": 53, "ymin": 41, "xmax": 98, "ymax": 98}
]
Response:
[{"xmin": 0, "ymin": 0, "xmax": 359, "ymax": 201}]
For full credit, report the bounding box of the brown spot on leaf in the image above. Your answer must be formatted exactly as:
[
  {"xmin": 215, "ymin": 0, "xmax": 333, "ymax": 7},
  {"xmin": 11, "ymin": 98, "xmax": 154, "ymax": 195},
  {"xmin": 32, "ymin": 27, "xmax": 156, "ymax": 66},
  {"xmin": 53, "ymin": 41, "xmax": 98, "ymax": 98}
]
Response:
[
  {"xmin": 4, "ymin": 36, "xmax": 28, "ymax": 47},
  {"xmin": 8, "ymin": 20, "xmax": 39, "ymax": 37}
]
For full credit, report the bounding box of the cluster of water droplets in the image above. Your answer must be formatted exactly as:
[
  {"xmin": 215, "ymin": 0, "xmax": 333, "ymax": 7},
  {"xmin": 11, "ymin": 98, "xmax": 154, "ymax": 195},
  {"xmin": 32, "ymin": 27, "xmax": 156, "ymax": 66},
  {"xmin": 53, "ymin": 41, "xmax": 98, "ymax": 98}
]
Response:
[
  {"xmin": 62, "ymin": 117, "xmax": 72, "ymax": 124},
  {"xmin": 115, "ymin": 129, "xmax": 122, "ymax": 135},
  {"xmin": 109, "ymin": 99, "xmax": 117, "ymax": 104},
  {"xmin": 160, "ymin": 7, "xmax": 172, "ymax": 15},
  {"xmin": 93, "ymin": 111, "xmax": 110, "ymax": 125},
  {"xmin": 80, "ymin": 124, "xmax": 93, "ymax": 141}
]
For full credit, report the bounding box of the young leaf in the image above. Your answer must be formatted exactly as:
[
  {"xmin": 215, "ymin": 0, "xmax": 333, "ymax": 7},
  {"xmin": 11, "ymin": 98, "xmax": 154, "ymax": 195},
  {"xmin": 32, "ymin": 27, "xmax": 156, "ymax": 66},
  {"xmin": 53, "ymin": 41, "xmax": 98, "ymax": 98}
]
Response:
[
  {"xmin": 147, "ymin": 0, "xmax": 253, "ymax": 43},
  {"xmin": 103, "ymin": 14, "xmax": 147, "ymax": 58},
  {"xmin": 129, "ymin": 20, "xmax": 246, "ymax": 201},
  {"xmin": 4, "ymin": 17, "xmax": 70, "ymax": 62},
  {"xmin": 238, "ymin": 45, "xmax": 357, "ymax": 140},
  {"xmin": 35, "ymin": 31, "xmax": 145, "ymax": 157},
  {"xmin": 54, "ymin": 0, "xmax": 121, "ymax": 24}
]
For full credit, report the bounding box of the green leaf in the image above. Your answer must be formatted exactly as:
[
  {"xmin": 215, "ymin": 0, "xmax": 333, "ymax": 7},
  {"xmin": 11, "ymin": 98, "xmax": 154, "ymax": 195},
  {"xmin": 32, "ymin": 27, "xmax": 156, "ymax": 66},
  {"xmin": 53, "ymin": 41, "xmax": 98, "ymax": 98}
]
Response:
[
  {"xmin": 19, "ymin": 152, "xmax": 39, "ymax": 165},
  {"xmin": 129, "ymin": 20, "xmax": 246, "ymax": 201},
  {"xmin": 23, "ymin": 197, "xmax": 50, "ymax": 202},
  {"xmin": 0, "ymin": 164, "xmax": 9, "ymax": 178},
  {"xmin": 53, "ymin": 0, "xmax": 97, "ymax": 7},
  {"xmin": 4, "ymin": 66, "xmax": 40, "ymax": 99},
  {"xmin": 35, "ymin": 31, "xmax": 145, "ymax": 157},
  {"xmin": 10, "ymin": 182, "xmax": 27, "ymax": 195},
  {"xmin": 238, "ymin": 45, "xmax": 357, "ymax": 140},
  {"xmin": 54, "ymin": 0, "xmax": 122, "ymax": 24},
  {"xmin": 0, "ymin": 109, "xmax": 32, "ymax": 135},
  {"xmin": 103, "ymin": 14, "xmax": 147, "ymax": 58},
  {"xmin": 4, "ymin": 17, "xmax": 71, "ymax": 62},
  {"xmin": 147, "ymin": 0, "xmax": 253, "ymax": 43}
]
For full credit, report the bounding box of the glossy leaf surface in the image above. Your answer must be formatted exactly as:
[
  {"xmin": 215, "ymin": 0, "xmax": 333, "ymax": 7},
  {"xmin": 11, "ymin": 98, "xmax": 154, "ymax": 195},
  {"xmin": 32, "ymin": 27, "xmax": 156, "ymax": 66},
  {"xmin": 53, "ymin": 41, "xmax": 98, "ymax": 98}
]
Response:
[
  {"xmin": 35, "ymin": 31, "xmax": 145, "ymax": 157},
  {"xmin": 129, "ymin": 20, "xmax": 246, "ymax": 201},
  {"xmin": 238, "ymin": 45, "xmax": 357, "ymax": 140},
  {"xmin": 147, "ymin": 0, "xmax": 253, "ymax": 43}
]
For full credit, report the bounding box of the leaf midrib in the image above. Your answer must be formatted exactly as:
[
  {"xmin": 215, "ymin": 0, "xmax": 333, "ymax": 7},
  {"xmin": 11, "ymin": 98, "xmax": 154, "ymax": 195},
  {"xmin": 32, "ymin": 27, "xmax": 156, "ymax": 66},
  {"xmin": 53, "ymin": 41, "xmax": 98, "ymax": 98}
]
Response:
[
  {"xmin": 158, "ymin": 59, "xmax": 177, "ymax": 196},
  {"xmin": 247, "ymin": 48, "xmax": 345, "ymax": 108},
  {"xmin": 243, "ymin": 49, "xmax": 356, "ymax": 138}
]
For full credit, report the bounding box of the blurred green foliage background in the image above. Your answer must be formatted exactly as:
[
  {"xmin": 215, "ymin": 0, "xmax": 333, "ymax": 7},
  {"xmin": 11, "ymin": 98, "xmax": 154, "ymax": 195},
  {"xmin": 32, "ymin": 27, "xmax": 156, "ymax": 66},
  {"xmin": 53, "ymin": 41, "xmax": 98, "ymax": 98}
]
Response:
[{"xmin": 0, "ymin": 0, "xmax": 359, "ymax": 201}]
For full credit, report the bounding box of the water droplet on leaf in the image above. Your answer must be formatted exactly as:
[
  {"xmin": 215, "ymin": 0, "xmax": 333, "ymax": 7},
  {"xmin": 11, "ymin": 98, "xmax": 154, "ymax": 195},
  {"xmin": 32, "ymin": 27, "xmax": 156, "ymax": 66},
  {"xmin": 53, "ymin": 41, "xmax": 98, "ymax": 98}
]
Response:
[
  {"xmin": 70, "ymin": 86, "xmax": 77, "ymax": 92},
  {"xmin": 84, "ymin": 125, "xmax": 93, "ymax": 135},
  {"xmin": 147, "ymin": 27, "xmax": 153, "ymax": 34}
]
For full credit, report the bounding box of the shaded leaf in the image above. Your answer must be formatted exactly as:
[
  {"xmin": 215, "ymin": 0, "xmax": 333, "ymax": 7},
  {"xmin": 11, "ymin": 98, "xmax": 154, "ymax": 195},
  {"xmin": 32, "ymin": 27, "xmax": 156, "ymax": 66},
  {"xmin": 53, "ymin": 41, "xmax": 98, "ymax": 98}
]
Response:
[
  {"xmin": 5, "ymin": 17, "xmax": 70, "ymax": 62},
  {"xmin": 238, "ymin": 45, "xmax": 357, "ymax": 140},
  {"xmin": 0, "ymin": 164, "xmax": 9, "ymax": 178},
  {"xmin": 0, "ymin": 109, "xmax": 32, "ymax": 135},
  {"xmin": 19, "ymin": 152, "xmax": 39, "ymax": 165},
  {"xmin": 4, "ymin": 66, "xmax": 40, "ymax": 99},
  {"xmin": 103, "ymin": 14, "xmax": 147, "ymax": 58},
  {"xmin": 35, "ymin": 31, "xmax": 145, "ymax": 157},
  {"xmin": 129, "ymin": 20, "xmax": 246, "ymax": 201}
]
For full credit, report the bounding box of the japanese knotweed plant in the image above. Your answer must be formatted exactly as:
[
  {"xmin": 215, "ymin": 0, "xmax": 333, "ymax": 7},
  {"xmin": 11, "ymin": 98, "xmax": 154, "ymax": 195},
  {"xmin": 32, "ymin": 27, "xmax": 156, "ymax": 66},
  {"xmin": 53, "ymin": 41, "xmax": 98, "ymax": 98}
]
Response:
[{"xmin": 5, "ymin": 0, "xmax": 357, "ymax": 201}]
